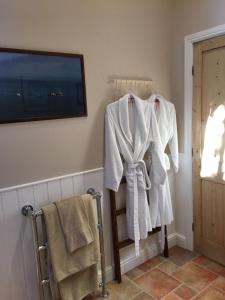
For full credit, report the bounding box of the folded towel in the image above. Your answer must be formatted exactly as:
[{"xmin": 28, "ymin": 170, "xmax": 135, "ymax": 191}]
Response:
[
  {"xmin": 55, "ymin": 195, "xmax": 94, "ymax": 253},
  {"xmin": 42, "ymin": 194, "xmax": 100, "ymax": 300}
]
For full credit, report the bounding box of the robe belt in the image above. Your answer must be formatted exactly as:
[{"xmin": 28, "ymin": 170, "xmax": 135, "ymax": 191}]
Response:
[
  {"xmin": 126, "ymin": 160, "xmax": 151, "ymax": 256},
  {"xmin": 126, "ymin": 160, "xmax": 151, "ymax": 190}
]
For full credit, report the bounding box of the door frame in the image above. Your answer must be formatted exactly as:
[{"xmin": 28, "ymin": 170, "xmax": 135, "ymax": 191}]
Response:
[{"xmin": 182, "ymin": 23, "xmax": 225, "ymax": 251}]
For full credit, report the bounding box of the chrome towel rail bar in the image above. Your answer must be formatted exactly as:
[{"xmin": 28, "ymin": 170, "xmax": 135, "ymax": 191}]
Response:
[{"xmin": 21, "ymin": 188, "xmax": 109, "ymax": 300}]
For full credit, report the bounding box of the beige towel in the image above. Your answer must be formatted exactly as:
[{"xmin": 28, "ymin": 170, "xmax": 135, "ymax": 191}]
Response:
[
  {"xmin": 42, "ymin": 194, "xmax": 99, "ymax": 300},
  {"xmin": 55, "ymin": 195, "xmax": 94, "ymax": 253},
  {"xmin": 49, "ymin": 265, "xmax": 98, "ymax": 300}
]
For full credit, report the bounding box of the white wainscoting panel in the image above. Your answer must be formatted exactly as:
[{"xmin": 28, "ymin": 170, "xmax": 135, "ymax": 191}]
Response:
[{"xmin": 0, "ymin": 168, "xmax": 177, "ymax": 300}]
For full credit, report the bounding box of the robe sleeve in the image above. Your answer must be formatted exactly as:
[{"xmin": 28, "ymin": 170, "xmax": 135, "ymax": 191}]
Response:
[
  {"xmin": 150, "ymin": 110, "xmax": 167, "ymax": 185},
  {"xmin": 168, "ymin": 105, "xmax": 179, "ymax": 173},
  {"xmin": 104, "ymin": 108, "xmax": 123, "ymax": 192}
]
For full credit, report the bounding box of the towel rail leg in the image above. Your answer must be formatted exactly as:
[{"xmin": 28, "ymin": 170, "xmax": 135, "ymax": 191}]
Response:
[
  {"xmin": 22, "ymin": 205, "xmax": 45, "ymax": 300},
  {"xmin": 87, "ymin": 188, "xmax": 109, "ymax": 298},
  {"xmin": 33, "ymin": 214, "xmax": 46, "ymax": 300}
]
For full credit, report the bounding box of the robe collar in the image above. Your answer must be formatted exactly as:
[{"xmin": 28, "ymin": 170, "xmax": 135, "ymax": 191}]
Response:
[{"xmin": 118, "ymin": 94, "xmax": 149, "ymax": 154}]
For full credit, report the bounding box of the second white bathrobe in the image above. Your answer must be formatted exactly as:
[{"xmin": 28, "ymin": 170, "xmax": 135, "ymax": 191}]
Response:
[
  {"xmin": 148, "ymin": 94, "xmax": 179, "ymax": 230},
  {"xmin": 105, "ymin": 94, "xmax": 166, "ymax": 255}
]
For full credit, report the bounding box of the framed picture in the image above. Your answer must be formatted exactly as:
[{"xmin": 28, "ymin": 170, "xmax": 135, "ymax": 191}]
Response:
[{"xmin": 0, "ymin": 48, "xmax": 87, "ymax": 123}]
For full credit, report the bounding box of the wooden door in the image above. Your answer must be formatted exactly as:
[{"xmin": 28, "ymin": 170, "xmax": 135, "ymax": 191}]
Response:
[{"xmin": 193, "ymin": 35, "xmax": 225, "ymax": 265}]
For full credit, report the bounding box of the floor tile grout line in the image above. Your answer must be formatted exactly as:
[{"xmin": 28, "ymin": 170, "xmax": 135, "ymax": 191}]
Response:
[
  {"xmin": 191, "ymin": 254, "xmax": 225, "ymax": 269},
  {"xmin": 169, "ymin": 282, "xmax": 197, "ymax": 298},
  {"xmin": 132, "ymin": 257, "xmax": 185, "ymax": 282},
  {"xmin": 169, "ymin": 262, "xmax": 219, "ymax": 295},
  {"xmin": 129, "ymin": 291, "xmax": 143, "ymax": 300},
  {"xmin": 128, "ymin": 291, "xmax": 144, "ymax": 300},
  {"xmin": 145, "ymin": 289, "xmax": 159, "ymax": 300},
  {"xmin": 108, "ymin": 276, "xmax": 149, "ymax": 300},
  {"xmin": 160, "ymin": 283, "xmax": 183, "ymax": 300},
  {"xmin": 132, "ymin": 265, "xmax": 164, "ymax": 280},
  {"xmin": 214, "ymin": 284, "xmax": 225, "ymax": 295},
  {"xmin": 132, "ymin": 266, "xmax": 184, "ymax": 299},
  {"xmin": 127, "ymin": 248, "xmax": 200, "ymax": 279},
  {"xmin": 136, "ymin": 265, "xmax": 166, "ymax": 277},
  {"xmin": 135, "ymin": 266, "xmax": 183, "ymax": 285},
  {"xmin": 180, "ymin": 282, "xmax": 206, "ymax": 294},
  {"xmin": 126, "ymin": 258, "xmax": 195, "ymax": 299},
  {"xmin": 159, "ymin": 260, "xmax": 219, "ymax": 295},
  {"xmin": 123, "ymin": 274, "xmax": 143, "ymax": 288},
  {"xmin": 191, "ymin": 260, "xmax": 225, "ymax": 277},
  {"xmin": 170, "ymin": 259, "xmax": 218, "ymax": 278},
  {"xmin": 123, "ymin": 274, "xmax": 150, "ymax": 294},
  {"xmin": 206, "ymin": 266, "xmax": 225, "ymax": 277},
  {"xmin": 190, "ymin": 262, "xmax": 225, "ymax": 289},
  {"xmin": 124, "ymin": 274, "xmax": 159, "ymax": 300},
  {"xmin": 194, "ymin": 263, "xmax": 220, "ymax": 276},
  {"xmin": 211, "ymin": 276, "xmax": 225, "ymax": 295},
  {"xmin": 127, "ymin": 265, "xmax": 153, "ymax": 281},
  {"xmin": 126, "ymin": 263, "xmax": 180, "ymax": 294},
  {"xmin": 126, "ymin": 255, "xmax": 166, "ymax": 280},
  {"xmin": 154, "ymin": 267, "xmax": 184, "ymax": 284},
  {"xmin": 129, "ymin": 290, "xmax": 157, "ymax": 300},
  {"xmin": 191, "ymin": 276, "xmax": 221, "ymax": 300}
]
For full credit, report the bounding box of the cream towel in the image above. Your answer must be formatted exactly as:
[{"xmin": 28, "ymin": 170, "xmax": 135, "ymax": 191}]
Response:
[
  {"xmin": 55, "ymin": 195, "xmax": 94, "ymax": 253},
  {"xmin": 42, "ymin": 194, "xmax": 99, "ymax": 300},
  {"xmin": 49, "ymin": 264, "xmax": 98, "ymax": 300}
]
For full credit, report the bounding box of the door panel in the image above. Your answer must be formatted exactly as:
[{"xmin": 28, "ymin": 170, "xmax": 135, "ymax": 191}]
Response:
[
  {"xmin": 193, "ymin": 35, "xmax": 225, "ymax": 265},
  {"xmin": 202, "ymin": 180, "xmax": 224, "ymax": 246}
]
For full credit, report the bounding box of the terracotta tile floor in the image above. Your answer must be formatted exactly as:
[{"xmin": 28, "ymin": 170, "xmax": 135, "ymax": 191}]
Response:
[{"xmin": 85, "ymin": 246, "xmax": 225, "ymax": 300}]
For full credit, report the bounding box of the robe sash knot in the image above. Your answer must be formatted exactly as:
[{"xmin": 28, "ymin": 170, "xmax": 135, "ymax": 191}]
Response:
[{"xmin": 126, "ymin": 160, "xmax": 151, "ymax": 190}]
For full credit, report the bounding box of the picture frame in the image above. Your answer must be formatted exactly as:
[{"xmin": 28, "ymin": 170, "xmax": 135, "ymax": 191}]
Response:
[{"xmin": 0, "ymin": 48, "xmax": 87, "ymax": 123}]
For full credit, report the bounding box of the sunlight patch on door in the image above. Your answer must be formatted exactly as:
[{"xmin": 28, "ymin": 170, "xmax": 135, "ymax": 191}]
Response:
[{"xmin": 201, "ymin": 104, "xmax": 225, "ymax": 179}]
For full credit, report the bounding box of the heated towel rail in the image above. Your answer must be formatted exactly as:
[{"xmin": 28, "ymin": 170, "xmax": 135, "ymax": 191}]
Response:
[{"xmin": 21, "ymin": 188, "xmax": 108, "ymax": 300}]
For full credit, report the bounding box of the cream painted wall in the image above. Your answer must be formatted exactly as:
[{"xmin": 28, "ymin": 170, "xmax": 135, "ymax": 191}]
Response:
[
  {"xmin": 0, "ymin": 0, "xmax": 173, "ymax": 188},
  {"xmin": 172, "ymin": 0, "xmax": 225, "ymax": 151}
]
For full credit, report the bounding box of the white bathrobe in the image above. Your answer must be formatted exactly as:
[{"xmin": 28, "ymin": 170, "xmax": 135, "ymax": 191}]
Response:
[
  {"xmin": 105, "ymin": 94, "xmax": 166, "ymax": 255},
  {"xmin": 148, "ymin": 94, "xmax": 179, "ymax": 230}
]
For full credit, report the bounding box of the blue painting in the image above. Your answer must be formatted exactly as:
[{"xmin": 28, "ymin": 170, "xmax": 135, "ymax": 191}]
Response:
[{"xmin": 0, "ymin": 49, "xmax": 87, "ymax": 123}]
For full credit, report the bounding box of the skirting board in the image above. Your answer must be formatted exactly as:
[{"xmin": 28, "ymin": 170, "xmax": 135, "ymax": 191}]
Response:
[
  {"xmin": 104, "ymin": 232, "xmax": 186, "ymax": 282},
  {"xmin": 176, "ymin": 233, "xmax": 187, "ymax": 248},
  {"xmin": 168, "ymin": 232, "xmax": 186, "ymax": 249}
]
